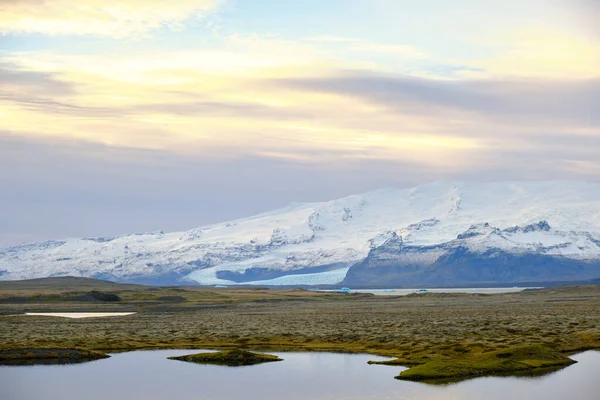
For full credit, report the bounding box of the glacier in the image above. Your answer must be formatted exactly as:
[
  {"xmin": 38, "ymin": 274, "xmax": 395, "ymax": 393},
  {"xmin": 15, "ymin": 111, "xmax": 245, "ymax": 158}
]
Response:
[{"xmin": 1, "ymin": 181, "xmax": 600, "ymax": 286}]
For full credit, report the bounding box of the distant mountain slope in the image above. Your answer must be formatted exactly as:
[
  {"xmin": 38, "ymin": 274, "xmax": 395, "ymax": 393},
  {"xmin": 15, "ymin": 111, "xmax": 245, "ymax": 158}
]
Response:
[
  {"xmin": 0, "ymin": 276, "xmax": 137, "ymax": 291},
  {"xmin": 343, "ymin": 221, "xmax": 600, "ymax": 286},
  {"xmin": 1, "ymin": 181, "xmax": 600, "ymax": 286}
]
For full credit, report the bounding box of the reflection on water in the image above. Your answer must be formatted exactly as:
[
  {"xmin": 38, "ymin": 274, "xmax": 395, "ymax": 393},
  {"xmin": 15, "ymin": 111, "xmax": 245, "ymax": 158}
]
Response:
[
  {"xmin": 411, "ymin": 365, "xmax": 569, "ymax": 386},
  {"xmin": 0, "ymin": 359, "xmax": 94, "ymax": 367},
  {"xmin": 1, "ymin": 350, "xmax": 598, "ymax": 400}
]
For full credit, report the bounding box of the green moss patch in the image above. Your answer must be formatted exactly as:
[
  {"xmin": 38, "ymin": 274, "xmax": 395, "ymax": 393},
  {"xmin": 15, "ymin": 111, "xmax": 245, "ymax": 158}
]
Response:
[
  {"xmin": 394, "ymin": 344, "xmax": 576, "ymax": 383},
  {"xmin": 0, "ymin": 348, "xmax": 110, "ymax": 365},
  {"xmin": 168, "ymin": 348, "xmax": 283, "ymax": 366}
]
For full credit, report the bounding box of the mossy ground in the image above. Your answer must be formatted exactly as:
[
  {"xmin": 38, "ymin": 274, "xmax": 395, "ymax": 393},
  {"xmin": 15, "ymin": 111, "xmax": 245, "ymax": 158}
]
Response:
[
  {"xmin": 384, "ymin": 344, "xmax": 576, "ymax": 383},
  {"xmin": 168, "ymin": 348, "xmax": 282, "ymax": 366},
  {"xmin": 0, "ymin": 348, "xmax": 109, "ymax": 365},
  {"xmin": 1, "ymin": 279, "xmax": 599, "ymax": 380}
]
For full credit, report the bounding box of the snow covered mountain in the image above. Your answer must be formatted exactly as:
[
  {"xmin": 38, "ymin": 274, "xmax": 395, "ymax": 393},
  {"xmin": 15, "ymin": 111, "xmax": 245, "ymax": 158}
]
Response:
[{"xmin": 1, "ymin": 181, "xmax": 600, "ymax": 286}]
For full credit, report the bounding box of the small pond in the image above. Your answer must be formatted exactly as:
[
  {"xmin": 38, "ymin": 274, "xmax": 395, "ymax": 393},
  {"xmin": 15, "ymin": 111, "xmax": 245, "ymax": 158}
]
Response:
[
  {"xmin": 23, "ymin": 312, "xmax": 136, "ymax": 319},
  {"xmin": 1, "ymin": 349, "xmax": 598, "ymax": 399}
]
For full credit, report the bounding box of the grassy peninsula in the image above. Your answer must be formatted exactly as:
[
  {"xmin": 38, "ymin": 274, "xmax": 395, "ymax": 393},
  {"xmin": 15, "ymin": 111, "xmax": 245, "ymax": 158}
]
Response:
[
  {"xmin": 371, "ymin": 343, "xmax": 576, "ymax": 382},
  {"xmin": 0, "ymin": 277, "xmax": 599, "ymax": 381},
  {"xmin": 0, "ymin": 348, "xmax": 109, "ymax": 365}
]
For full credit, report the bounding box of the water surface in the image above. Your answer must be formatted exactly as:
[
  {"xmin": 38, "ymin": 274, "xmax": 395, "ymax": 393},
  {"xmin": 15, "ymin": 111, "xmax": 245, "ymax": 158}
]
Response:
[
  {"xmin": 1, "ymin": 350, "xmax": 598, "ymax": 399},
  {"xmin": 23, "ymin": 312, "xmax": 136, "ymax": 318},
  {"xmin": 348, "ymin": 287, "xmax": 541, "ymax": 295}
]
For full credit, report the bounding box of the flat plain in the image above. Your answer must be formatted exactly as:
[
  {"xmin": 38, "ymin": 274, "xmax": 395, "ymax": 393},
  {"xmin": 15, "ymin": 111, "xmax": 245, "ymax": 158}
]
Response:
[{"xmin": 1, "ymin": 277, "xmax": 598, "ymax": 381}]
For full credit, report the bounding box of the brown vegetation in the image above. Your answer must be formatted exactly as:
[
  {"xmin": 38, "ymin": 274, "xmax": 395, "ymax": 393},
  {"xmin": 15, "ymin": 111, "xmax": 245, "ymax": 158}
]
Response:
[{"xmin": 0, "ymin": 278, "xmax": 598, "ymax": 380}]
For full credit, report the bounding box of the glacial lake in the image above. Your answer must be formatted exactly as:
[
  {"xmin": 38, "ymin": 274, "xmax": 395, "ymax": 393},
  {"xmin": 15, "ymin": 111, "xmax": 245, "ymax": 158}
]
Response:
[
  {"xmin": 1, "ymin": 349, "xmax": 599, "ymax": 400},
  {"xmin": 325, "ymin": 287, "xmax": 542, "ymax": 295}
]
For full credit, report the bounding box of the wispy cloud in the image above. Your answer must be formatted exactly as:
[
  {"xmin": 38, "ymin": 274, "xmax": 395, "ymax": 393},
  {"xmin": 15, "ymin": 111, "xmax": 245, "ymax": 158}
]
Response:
[
  {"xmin": 0, "ymin": 0, "xmax": 222, "ymax": 37},
  {"xmin": 305, "ymin": 36, "xmax": 430, "ymax": 59},
  {"xmin": 1, "ymin": 48, "xmax": 597, "ymax": 175},
  {"xmin": 0, "ymin": 61, "xmax": 74, "ymax": 94},
  {"xmin": 463, "ymin": 28, "xmax": 600, "ymax": 79},
  {"xmin": 273, "ymin": 71, "xmax": 600, "ymax": 126}
]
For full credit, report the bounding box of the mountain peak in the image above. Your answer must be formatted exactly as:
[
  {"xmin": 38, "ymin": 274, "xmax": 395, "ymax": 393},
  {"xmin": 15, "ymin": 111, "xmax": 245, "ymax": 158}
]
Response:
[
  {"xmin": 456, "ymin": 223, "xmax": 501, "ymax": 239},
  {"xmin": 505, "ymin": 221, "xmax": 552, "ymax": 234}
]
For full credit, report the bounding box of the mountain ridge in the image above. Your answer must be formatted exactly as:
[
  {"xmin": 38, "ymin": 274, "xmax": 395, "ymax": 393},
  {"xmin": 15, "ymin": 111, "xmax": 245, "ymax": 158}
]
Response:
[{"xmin": 1, "ymin": 181, "xmax": 600, "ymax": 286}]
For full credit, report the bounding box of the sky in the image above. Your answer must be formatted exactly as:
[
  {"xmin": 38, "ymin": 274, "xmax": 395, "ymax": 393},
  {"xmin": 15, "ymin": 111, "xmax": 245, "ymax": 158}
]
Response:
[{"xmin": 0, "ymin": 0, "xmax": 599, "ymax": 247}]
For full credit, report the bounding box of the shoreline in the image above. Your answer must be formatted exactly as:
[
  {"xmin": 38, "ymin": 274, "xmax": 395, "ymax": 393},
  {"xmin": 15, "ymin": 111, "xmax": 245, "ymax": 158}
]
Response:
[
  {"xmin": 2, "ymin": 339, "xmax": 599, "ymax": 382},
  {"xmin": 1, "ymin": 280, "xmax": 598, "ymax": 382}
]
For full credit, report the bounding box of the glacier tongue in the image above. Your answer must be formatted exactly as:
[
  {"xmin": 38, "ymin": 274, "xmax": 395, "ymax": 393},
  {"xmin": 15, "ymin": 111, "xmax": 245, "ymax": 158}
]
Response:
[{"xmin": 1, "ymin": 181, "xmax": 600, "ymax": 286}]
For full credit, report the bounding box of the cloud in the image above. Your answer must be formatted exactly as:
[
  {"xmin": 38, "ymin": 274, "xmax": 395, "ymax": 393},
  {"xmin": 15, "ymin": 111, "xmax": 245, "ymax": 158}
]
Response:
[
  {"xmin": 0, "ymin": 0, "xmax": 221, "ymax": 38},
  {"xmin": 305, "ymin": 36, "xmax": 430, "ymax": 59},
  {"xmin": 131, "ymin": 99, "xmax": 313, "ymax": 120},
  {"xmin": 562, "ymin": 0, "xmax": 600, "ymax": 37},
  {"xmin": 1, "ymin": 0, "xmax": 599, "ymax": 246},
  {"xmin": 1, "ymin": 130, "xmax": 598, "ymax": 247},
  {"xmin": 0, "ymin": 61, "xmax": 74, "ymax": 94},
  {"xmin": 273, "ymin": 71, "xmax": 600, "ymax": 127},
  {"xmin": 0, "ymin": 94, "xmax": 125, "ymax": 118},
  {"xmin": 467, "ymin": 28, "xmax": 600, "ymax": 79},
  {"xmin": 0, "ymin": 133, "xmax": 430, "ymax": 246},
  {"xmin": 1, "ymin": 48, "xmax": 597, "ymax": 175},
  {"xmin": 0, "ymin": 61, "xmax": 125, "ymax": 121}
]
